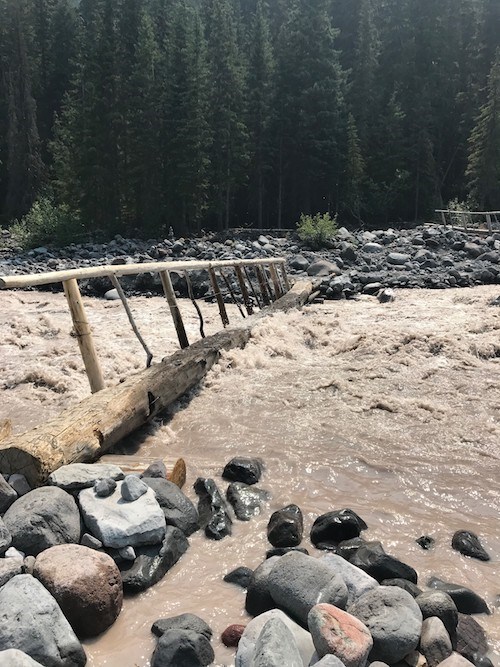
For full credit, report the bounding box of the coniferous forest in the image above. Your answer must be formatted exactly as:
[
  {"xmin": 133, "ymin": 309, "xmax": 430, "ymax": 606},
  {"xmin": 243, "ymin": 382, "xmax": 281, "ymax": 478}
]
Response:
[{"xmin": 1, "ymin": 0, "xmax": 499, "ymax": 239}]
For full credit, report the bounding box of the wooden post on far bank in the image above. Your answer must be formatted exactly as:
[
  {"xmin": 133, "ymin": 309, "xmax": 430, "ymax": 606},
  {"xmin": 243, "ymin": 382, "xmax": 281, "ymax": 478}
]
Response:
[
  {"xmin": 62, "ymin": 278, "xmax": 105, "ymax": 394},
  {"xmin": 235, "ymin": 266, "xmax": 253, "ymax": 315},
  {"xmin": 269, "ymin": 263, "xmax": 283, "ymax": 299},
  {"xmin": 159, "ymin": 270, "xmax": 189, "ymax": 349},
  {"xmin": 208, "ymin": 267, "xmax": 229, "ymax": 327}
]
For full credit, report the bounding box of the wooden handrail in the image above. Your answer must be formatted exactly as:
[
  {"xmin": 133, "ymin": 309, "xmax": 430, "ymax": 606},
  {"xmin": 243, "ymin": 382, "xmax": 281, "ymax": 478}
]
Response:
[{"xmin": 0, "ymin": 257, "xmax": 286, "ymax": 289}]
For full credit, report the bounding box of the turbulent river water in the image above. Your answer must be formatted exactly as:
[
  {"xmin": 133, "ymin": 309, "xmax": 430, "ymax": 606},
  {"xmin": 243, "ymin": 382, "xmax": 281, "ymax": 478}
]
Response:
[{"xmin": 1, "ymin": 286, "xmax": 499, "ymax": 666}]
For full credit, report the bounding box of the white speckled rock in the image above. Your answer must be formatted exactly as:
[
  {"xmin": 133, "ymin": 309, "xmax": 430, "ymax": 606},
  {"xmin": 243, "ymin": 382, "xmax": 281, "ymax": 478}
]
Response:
[
  {"xmin": 0, "ymin": 648, "xmax": 44, "ymax": 666},
  {"xmin": 78, "ymin": 482, "xmax": 166, "ymax": 549},
  {"xmin": 48, "ymin": 463, "xmax": 124, "ymax": 491}
]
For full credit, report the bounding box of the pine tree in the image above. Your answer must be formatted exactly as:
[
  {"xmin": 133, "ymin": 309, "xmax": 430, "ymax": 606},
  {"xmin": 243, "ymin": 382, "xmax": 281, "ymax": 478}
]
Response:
[
  {"xmin": 203, "ymin": 0, "xmax": 249, "ymax": 230},
  {"xmin": 3, "ymin": 0, "xmax": 45, "ymax": 219},
  {"xmin": 467, "ymin": 51, "xmax": 500, "ymax": 209},
  {"xmin": 343, "ymin": 113, "xmax": 365, "ymax": 222},
  {"xmin": 247, "ymin": 0, "xmax": 274, "ymax": 227}
]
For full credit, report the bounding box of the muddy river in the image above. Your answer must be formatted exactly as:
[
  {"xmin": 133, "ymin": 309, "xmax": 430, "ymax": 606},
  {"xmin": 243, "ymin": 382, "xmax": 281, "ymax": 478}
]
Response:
[{"xmin": 1, "ymin": 286, "xmax": 499, "ymax": 666}]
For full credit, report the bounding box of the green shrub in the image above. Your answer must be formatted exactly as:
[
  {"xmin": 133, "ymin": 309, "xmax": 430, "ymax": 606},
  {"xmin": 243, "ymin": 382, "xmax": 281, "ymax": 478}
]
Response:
[
  {"xmin": 296, "ymin": 212, "xmax": 338, "ymax": 249},
  {"xmin": 10, "ymin": 198, "xmax": 82, "ymax": 248}
]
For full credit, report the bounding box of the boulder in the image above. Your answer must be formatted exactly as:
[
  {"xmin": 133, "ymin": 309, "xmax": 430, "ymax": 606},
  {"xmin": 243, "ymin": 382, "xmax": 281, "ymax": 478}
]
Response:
[
  {"xmin": 307, "ymin": 260, "xmax": 341, "ymax": 277},
  {"xmin": 221, "ymin": 624, "xmax": 245, "ymax": 647},
  {"xmin": 387, "ymin": 252, "xmax": 410, "ymax": 265},
  {"xmin": 120, "ymin": 525, "xmax": 188, "ymax": 593},
  {"xmin": 143, "ymin": 478, "xmax": 199, "ymax": 536},
  {"xmin": 321, "ymin": 553, "xmax": 379, "ymax": 606},
  {"xmin": 7, "ymin": 474, "xmax": 31, "ymax": 497},
  {"xmin": 193, "ymin": 478, "xmax": 232, "ymax": 540},
  {"xmin": 350, "ymin": 543, "xmax": 417, "ymax": 584},
  {"xmin": 93, "ymin": 478, "xmax": 117, "ymax": 498},
  {"xmin": 224, "ymin": 566, "xmax": 254, "ymax": 589},
  {"xmin": 451, "ymin": 531, "xmax": 490, "ymax": 562},
  {"xmin": 0, "ymin": 557, "xmax": 23, "ymax": 587},
  {"xmin": 227, "ymin": 483, "xmax": 269, "ymax": 521},
  {"xmin": 456, "ymin": 614, "xmax": 489, "ymax": 662},
  {"xmin": 80, "ymin": 533, "xmax": 103, "ymax": 550},
  {"xmin": 0, "ymin": 517, "xmax": 12, "ymax": 555},
  {"xmin": 0, "ymin": 574, "xmax": 86, "ymax": 666},
  {"xmin": 245, "ymin": 557, "xmax": 279, "ymax": 616},
  {"xmin": 0, "ymin": 649, "xmax": 43, "ymax": 666},
  {"xmin": 151, "ymin": 629, "xmax": 214, "ymax": 667},
  {"xmin": 33, "ymin": 544, "xmax": 123, "ymax": 638},
  {"xmin": 250, "ymin": 617, "xmax": 303, "ymax": 667},
  {"xmin": 141, "ymin": 460, "xmax": 167, "ymax": 479},
  {"xmin": 267, "ymin": 504, "xmax": 304, "ymax": 547},
  {"xmin": 268, "ymin": 551, "xmax": 348, "ymax": 625},
  {"xmin": 289, "ymin": 255, "xmax": 310, "ymax": 271},
  {"xmin": 435, "ymin": 654, "xmax": 477, "ymax": 667},
  {"xmin": 311, "ymin": 656, "xmax": 347, "ymax": 667},
  {"xmin": 3, "ymin": 487, "xmax": 82, "ymax": 556},
  {"xmin": 381, "ymin": 578, "xmax": 422, "ymax": 598},
  {"xmin": 336, "ymin": 537, "xmax": 369, "ymax": 561},
  {"xmin": 0, "ymin": 475, "xmax": 17, "ymax": 514},
  {"xmin": 308, "ymin": 603, "xmax": 372, "ymax": 667},
  {"xmin": 427, "ymin": 578, "xmax": 490, "ymax": 615},
  {"xmin": 310, "ymin": 510, "xmax": 367, "ymax": 548},
  {"xmin": 78, "ymin": 481, "xmax": 166, "ymax": 549},
  {"xmin": 416, "ymin": 590, "xmax": 458, "ymax": 648},
  {"xmin": 266, "ymin": 546, "xmax": 309, "ymax": 558},
  {"xmin": 416, "ymin": 535, "xmax": 435, "ymax": 550},
  {"xmin": 47, "ymin": 463, "xmax": 124, "ymax": 492},
  {"xmin": 348, "ymin": 585, "xmax": 422, "ymax": 663},
  {"xmin": 236, "ymin": 608, "xmax": 314, "ymax": 666},
  {"xmin": 120, "ymin": 475, "xmax": 148, "ymax": 501},
  {"xmin": 152, "ymin": 613, "xmax": 212, "ymax": 640},
  {"xmin": 419, "ymin": 616, "xmax": 453, "ymax": 667},
  {"xmin": 222, "ymin": 458, "xmax": 263, "ymax": 485}
]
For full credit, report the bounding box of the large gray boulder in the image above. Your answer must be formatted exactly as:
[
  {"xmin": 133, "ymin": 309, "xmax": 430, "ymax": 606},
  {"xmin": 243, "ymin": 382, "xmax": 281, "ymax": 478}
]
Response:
[
  {"xmin": 236, "ymin": 609, "xmax": 315, "ymax": 667},
  {"xmin": 348, "ymin": 585, "xmax": 422, "ymax": 663},
  {"xmin": 246, "ymin": 557, "xmax": 280, "ymax": 616},
  {"xmin": 151, "ymin": 629, "xmax": 214, "ymax": 667},
  {"xmin": 251, "ymin": 617, "xmax": 303, "ymax": 667},
  {"xmin": 0, "ymin": 574, "xmax": 86, "ymax": 666},
  {"xmin": 143, "ymin": 477, "xmax": 199, "ymax": 536},
  {"xmin": 0, "ymin": 558, "xmax": 23, "ymax": 587},
  {"xmin": 47, "ymin": 463, "xmax": 124, "ymax": 492},
  {"xmin": 320, "ymin": 553, "xmax": 378, "ymax": 606},
  {"xmin": 268, "ymin": 551, "xmax": 348, "ymax": 625},
  {"xmin": 3, "ymin": 487, "xmax": 81, "ymax": 556},
  {"xmin": 419, "ymin": 616, "xmax": 453, "ymax": 667},
  {"xmin": 416, "ymin": 590, "xmax": 458, "ymax": 648},
  {"xmin": 0, "ymin": 649, "xmax": 43, "ymax": 666},
  {"xmin": 78, "ymin": 481, "xmax": 165, "ymax": 549},
  {"xmin": 0, "ymin": 475, "xmax": 17, "ymax": 514}
]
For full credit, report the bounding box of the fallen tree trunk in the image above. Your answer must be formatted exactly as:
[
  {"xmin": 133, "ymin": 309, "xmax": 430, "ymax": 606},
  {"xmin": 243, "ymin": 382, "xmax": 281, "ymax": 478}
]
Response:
[{"xmin": 0, "ymin": 281, "xmax": 313, "ymax": 485}]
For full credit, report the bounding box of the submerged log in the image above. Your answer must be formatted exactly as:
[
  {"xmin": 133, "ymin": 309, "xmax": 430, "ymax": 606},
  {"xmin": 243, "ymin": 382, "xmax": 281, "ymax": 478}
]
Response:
[{"xmin": 0, "ymin": 281, "xmax": 312, "ymax": 486}]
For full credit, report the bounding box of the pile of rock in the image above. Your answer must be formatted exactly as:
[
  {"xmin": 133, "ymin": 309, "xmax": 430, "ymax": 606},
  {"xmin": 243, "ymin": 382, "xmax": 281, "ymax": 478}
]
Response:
[
  {"xmin": 1, "ymin": 225, "xmax": 500, "ymax": 301},
  {"xmin": 0, "ymin": 460, "xmax": 202, "ymax": 665}
]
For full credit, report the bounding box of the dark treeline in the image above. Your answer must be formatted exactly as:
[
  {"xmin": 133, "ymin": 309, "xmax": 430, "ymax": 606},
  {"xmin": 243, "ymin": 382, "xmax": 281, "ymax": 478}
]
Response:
[{"xmin": 0, "ymin": 0, "xmax": 499, "ymax": 238}]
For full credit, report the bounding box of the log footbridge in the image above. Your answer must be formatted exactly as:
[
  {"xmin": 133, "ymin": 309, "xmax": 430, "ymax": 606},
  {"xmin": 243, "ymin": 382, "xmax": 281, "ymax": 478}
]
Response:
[{"xmin": 0, "ymin": 258, "xmax": 313, "ymax": 485}]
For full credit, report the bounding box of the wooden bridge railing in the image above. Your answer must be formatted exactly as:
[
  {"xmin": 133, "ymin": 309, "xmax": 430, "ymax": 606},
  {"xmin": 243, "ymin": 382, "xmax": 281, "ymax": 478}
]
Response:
[
  {"xmin": 0, "ymin": 257, "xmax": 290, "ymax": 394},
  {"xmin": 435, "ymin": 209, "xmax": 500, "ymax": 233}
]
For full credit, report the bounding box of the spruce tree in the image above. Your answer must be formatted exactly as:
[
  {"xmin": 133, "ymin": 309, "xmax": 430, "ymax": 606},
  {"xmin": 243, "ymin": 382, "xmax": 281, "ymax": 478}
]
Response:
[
  {"xmin": 467, "ymin": 51, "xmax": 500, "ymax": 210},
  {"xmin": 343, "ymin": 113, "xmax": 365, "ymax": 222}
]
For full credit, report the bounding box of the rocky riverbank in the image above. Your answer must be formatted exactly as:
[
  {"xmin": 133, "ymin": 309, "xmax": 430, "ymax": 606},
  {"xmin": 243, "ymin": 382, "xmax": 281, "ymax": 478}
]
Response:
[
  {"xmin": 0, "ymin": 456, "xmax": 495, "ymax": 666},
  {"xmin": 1, "ymin": 225, "xmax": 500, "ymax": 301}
]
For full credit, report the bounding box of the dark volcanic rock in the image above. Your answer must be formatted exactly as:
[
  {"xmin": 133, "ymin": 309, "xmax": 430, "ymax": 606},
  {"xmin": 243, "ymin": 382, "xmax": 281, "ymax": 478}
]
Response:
[
  {"xmin": 222, "ymin": 457, "xmax": 263, "ymax": 485},
  {"xmin": 151, "ymin": 629, "xmax": 214, "ymax": 667},
  {"xmin": 336, "ymin": 537, "xmax": 369, "ymax": 561},
  {"xmin": 456, "ymin": 613, "xmax": 490, "ymax": 662},
  {"xmin": 310, "ymin": 509, "xmax": 367, "ymax": 548},
  {"xmin": 382, "ymin": 578, "xmax": 422, "ymax": 598},
  {"xmin": 224, "ymin": 566, "xmax": 254, "ymax": 588},
  {"xmin": 120, "ymin": 526, "xmax": 188, "ymax": 593},
  {"xmin": 416, "ymin": 535, "xmax": 435, "ymax": 550},
  {"xmin": 3, "ymin": 487, "xmax": 82, "ymax": 556},
  {"xmin": 350, "ymin": 543, "xmax": 418, "ymax": 584},
  {"xmin": 152, "ymin": 613, "xmax": 212, "ymax": 640},
  {"xmin": 245, "ymin": 557, "xmax": 279, "ymax": 617},
  {"xmin": 194, "ymin": 478, "xmax": 232, "ymax": 540},
  {"xmin": 451, "ymin": 530, "xmax": 490, "ymax": 561},
  {"xmin": 267, "ymin": 504, "xmax": 303, "ymax": 547},
  {"xmin": 0, "ymin": 474, "xmax": 18, "ymax": 514},
  {"xmin": 226, "ymin": 482, "xmax": 269, "ymax": 521},
  {"xmin": 143, "ymin": 477, "xmax": 199, "ymax": 536},
  {"xmin": 266, "ymin": 546, "xmax": 309, "ymax": 558},
  {"xmin": 428, "ymin": 577, "xmax": 490, "ymax": 615},
  {"xmin": 141, "ymin": 460, "xmax": 167, "ymax": 479}
]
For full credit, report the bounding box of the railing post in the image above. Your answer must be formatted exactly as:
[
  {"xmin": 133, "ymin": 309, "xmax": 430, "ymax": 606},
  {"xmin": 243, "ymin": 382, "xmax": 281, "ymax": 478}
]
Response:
[
  {"xmin": 159, "ymin": 270, "xmax": 189, "ymax": 349},
  {"xmin": 63, "ymin": 278, "xmax": 105, "ymax": 393}
]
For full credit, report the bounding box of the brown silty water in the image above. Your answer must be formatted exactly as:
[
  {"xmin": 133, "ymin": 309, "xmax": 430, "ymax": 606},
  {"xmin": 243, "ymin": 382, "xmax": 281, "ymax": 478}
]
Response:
[{"xmin": 0, "ymin": 286, "xmax": 499, "ymax": 666}]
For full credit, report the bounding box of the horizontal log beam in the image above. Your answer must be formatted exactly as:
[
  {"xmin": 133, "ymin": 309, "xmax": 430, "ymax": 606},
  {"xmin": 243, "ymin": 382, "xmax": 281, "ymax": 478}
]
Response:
[
  {"xmin": 0, "ymin": 257, "xmax": 286, "ymax": 290},
  {"xmin": 0, "ymin": 281, "xmax": 312, "ymax": 486}
]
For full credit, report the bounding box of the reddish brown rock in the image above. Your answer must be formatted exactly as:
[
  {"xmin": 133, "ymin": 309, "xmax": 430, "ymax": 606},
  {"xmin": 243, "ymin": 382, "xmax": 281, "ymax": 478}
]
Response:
[
  {"xmin": 308, "ymin": 603, "xmax": 373, "ymax": 667},
  {"xmin": 221, "ymin": 624, "xmax": 246, "ymax": 647},
  {"xmin": 33, "ymin": 543, "xmax": 123, "ymax": 638}
]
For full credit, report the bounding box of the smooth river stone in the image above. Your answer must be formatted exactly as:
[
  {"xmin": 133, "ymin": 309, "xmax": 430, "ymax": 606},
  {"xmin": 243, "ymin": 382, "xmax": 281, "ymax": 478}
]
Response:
[
  {"xmin": 78, "ymin": 482, "xmax": 166, "ymax": 549},
  {"xmin": 48, "ymin": 463, "xmax": 124, "ymax": 491}
]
